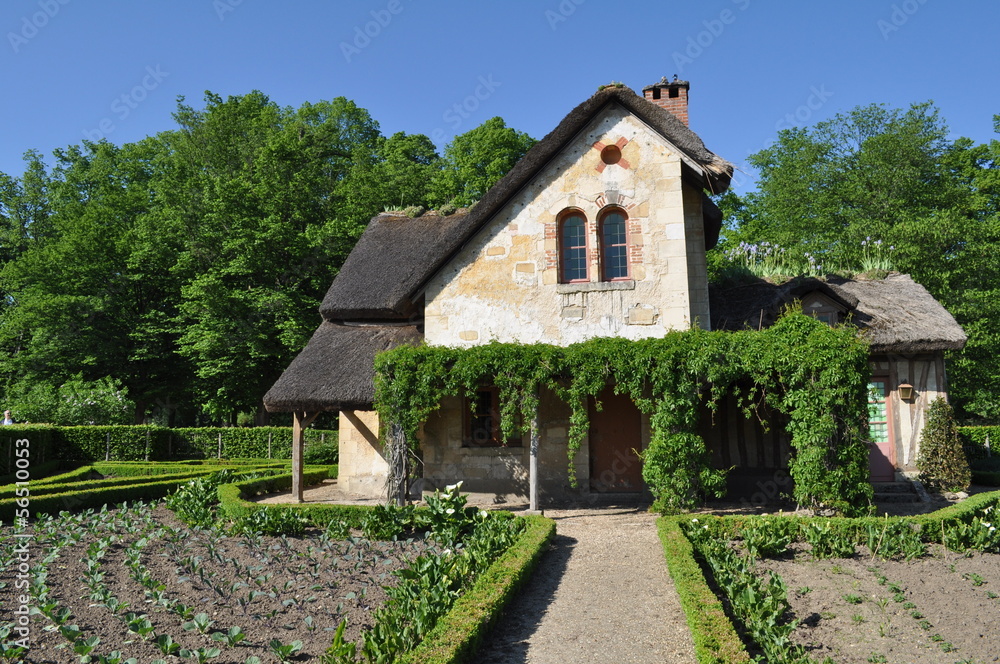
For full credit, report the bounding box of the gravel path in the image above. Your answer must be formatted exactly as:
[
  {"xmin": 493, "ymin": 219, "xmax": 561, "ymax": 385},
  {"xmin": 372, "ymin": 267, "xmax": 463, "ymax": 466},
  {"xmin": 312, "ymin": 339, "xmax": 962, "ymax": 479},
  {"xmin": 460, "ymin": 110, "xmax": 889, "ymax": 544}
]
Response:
[{"xmin": 476, "ymin": 507, "xmax": 697, "ymax": 664}]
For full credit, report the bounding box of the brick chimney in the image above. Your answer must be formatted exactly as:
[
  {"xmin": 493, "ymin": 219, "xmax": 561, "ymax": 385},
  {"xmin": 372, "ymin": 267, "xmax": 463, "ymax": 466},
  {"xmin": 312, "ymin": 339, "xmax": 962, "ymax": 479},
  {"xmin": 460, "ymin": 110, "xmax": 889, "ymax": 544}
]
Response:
[{"xmin": 642, "ymin": 76, "xmax": 690, "ymax": 126}]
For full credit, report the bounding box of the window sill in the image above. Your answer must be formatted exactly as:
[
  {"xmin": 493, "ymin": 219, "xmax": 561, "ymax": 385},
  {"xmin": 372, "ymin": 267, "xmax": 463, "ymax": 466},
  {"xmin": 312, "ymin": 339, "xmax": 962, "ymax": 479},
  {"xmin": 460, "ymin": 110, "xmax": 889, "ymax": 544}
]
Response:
[{"xmin": 557, "ymin": 280, "xmax": 636, "ymax": 294}]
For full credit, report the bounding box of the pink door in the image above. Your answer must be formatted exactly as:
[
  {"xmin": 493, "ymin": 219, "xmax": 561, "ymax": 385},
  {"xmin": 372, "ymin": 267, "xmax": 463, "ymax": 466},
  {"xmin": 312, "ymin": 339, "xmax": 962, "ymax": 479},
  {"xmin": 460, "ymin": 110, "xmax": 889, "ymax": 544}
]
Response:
[{"xmin": 867, "ymin": 380, "xmax": 895, "ymax": 482}]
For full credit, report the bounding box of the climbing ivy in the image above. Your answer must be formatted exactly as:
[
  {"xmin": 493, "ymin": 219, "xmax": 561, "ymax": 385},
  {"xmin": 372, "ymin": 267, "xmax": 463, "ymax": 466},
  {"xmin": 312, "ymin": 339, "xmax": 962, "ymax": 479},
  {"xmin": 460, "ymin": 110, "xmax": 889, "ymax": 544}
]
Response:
[{"xmin": 374, "ymin": 309, "xmax": 874, "ymax": 515}]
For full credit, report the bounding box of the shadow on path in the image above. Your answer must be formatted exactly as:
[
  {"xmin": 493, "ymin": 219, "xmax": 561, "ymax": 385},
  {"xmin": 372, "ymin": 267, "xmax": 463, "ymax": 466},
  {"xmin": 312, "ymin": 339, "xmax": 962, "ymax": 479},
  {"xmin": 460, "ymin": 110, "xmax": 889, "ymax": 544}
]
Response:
[{"xmin": 474, "ymin": 532, "xmax": 576, "ymax": 664}]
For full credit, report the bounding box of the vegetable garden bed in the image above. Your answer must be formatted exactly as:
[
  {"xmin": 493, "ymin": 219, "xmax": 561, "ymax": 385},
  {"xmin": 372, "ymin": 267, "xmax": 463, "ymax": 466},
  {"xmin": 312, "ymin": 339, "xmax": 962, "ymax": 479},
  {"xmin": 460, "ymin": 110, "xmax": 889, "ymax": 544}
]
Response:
[
  {"xmin": 662, "ymin": 491, "xmax": 1000, "ymax": 664},
  {"xmin": 0, "ymin": 470, "xmax": 554, "ymax": 664}
]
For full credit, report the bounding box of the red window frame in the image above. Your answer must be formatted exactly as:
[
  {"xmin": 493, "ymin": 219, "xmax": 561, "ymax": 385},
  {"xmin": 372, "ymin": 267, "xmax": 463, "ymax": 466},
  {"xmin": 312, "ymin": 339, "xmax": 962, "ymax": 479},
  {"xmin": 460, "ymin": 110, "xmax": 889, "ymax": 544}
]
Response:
[
  {"xmin": 599, "ymin": 207, "xmax": 629, "ymax": 281},
  {"xmin": 559, "ymin": 211, "xmax": 589, "ymax": 283}
]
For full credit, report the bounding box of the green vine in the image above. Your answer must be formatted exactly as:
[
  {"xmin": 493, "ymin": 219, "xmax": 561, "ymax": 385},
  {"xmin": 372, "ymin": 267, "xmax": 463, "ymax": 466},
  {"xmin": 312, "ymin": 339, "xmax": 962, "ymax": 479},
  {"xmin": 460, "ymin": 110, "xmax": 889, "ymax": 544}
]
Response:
[{"xmin": 374, "ymin": 309, "xmax": 874, "ymax": 515}]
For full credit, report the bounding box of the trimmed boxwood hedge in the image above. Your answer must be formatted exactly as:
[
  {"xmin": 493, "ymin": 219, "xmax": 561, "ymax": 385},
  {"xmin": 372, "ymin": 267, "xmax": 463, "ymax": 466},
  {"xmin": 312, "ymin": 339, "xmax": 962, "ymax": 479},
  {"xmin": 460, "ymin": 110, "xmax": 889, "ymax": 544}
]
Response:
[
  {"xmin": 0, "ymin": 475, "xmax": 209, "ymax": 521},
  {"xmin": 657, "ymin": 517, "xmax": 753, "ymax": 664},
  {"xmin": 399, "ymin": 515, "xmax": 555, "ymax": 664},
  {"xmin": 661, "ymin": 490, "xmax": 1000, "ymax": 664},
  {"xmin": 0, "ymin": 470, "xmax": 216, "ymax": 500},
  {"xmin": 0, "ymin": 425, "xmax": 337, "ymax": 468}
]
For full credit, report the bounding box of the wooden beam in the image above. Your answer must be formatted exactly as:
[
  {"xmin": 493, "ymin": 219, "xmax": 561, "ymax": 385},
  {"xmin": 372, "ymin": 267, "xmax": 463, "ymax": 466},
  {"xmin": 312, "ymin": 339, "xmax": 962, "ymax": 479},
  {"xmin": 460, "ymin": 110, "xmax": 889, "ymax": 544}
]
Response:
[
  {"xmin": 292, "ymin": 411, "xmax": 320, "ymax": 503},
  {"xmin": 529, "ymin": 408, "xmax": 540, "ymax": 513}
]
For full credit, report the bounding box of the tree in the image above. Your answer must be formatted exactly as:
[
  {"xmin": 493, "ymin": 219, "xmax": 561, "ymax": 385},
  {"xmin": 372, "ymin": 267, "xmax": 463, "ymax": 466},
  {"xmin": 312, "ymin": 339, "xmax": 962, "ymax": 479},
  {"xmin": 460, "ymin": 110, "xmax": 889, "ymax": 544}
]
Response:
[
  {"xmin": 431, "ymin": 117, "xmax": 537, "ymax": 206},
  {"xmin": 916, "ymin": 397, "xmax": 971, "ymax": 492},
  {"xmin": 0, "ymin": 94, "xmax": 536, "ymax": 425},
  {"xmin": 718, "ymin": 102, "xmax": 1000, "ymax": 420}
]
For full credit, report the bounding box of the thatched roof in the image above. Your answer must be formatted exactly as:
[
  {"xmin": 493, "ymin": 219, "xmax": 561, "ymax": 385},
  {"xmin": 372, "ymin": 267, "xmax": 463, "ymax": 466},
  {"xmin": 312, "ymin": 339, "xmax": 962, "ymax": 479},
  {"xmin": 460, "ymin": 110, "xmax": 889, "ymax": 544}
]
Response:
[
  {"xmin": 321, "ymin": 212, "xmax": 475, "ymax": 320},
  {"xmin": 263, "ymin": 322, "xmax": 421, "ymax": 412},
  {"xmin": 267, "ymin": 84, "xmax": 734, "ymax": 412},
  {"xmin": 710, "ymin": 273, "xmax": 967, "ymax": 353}
]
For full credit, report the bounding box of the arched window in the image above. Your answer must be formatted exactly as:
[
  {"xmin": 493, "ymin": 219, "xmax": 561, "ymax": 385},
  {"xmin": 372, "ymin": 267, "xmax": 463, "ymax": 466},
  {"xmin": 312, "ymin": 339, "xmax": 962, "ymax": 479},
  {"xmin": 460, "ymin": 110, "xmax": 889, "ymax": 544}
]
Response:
[
  {"xmin": 559, "ymin": 212, "xmax": 588, "ymax": 283},
  {"xmin": 600, "ymin": 208, "xmax": 629, "ymax": 280}
]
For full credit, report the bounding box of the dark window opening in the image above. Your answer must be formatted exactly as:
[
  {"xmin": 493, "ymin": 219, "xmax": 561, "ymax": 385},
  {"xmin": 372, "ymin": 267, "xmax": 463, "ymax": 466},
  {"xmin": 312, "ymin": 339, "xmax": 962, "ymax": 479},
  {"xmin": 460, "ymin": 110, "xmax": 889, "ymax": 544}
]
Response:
[{"xmin": 463, "ymin": 387, "xmax": 522, "ymax": 448}]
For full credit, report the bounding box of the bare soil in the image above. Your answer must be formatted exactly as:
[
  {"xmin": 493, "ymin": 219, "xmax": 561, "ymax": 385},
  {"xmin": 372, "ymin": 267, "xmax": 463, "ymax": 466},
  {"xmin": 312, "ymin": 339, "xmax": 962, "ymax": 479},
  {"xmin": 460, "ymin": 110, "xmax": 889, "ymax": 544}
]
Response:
[
  {"xmin": 758, "ymin": 544, "xmax": 1000, "ymax": 664},
  {"xmin": 1, "ymin": 504, "xmax": 432, "ymax": 663}
]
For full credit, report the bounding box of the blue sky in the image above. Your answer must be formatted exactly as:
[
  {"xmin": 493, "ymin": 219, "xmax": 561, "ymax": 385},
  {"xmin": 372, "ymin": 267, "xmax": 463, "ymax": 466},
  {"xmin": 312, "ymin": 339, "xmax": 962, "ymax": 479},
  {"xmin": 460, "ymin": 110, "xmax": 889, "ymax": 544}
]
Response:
[{"xmin": 3, "ymin": 0, "xmax": 999, "ymax": 192}]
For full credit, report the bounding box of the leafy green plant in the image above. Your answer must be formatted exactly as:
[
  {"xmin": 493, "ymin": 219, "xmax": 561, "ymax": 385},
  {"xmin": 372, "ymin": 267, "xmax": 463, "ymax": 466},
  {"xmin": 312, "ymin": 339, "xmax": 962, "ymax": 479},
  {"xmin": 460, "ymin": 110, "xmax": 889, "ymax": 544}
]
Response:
[
  {"xmin": 211, "ymin": 626, "xmax": 247, "ymax": 647},
  {"xmin": 231, "ymin": 507, "xmax": 307, "ymax": 536},
  {"xmin": 155, "ymin": 634, "xmax": 181, "ymax": 657},
  {"xmin": 374, "ymin": 312, "xmax": 874, "ymax": 516},
  {"xmin": 182, "ymin": 612, "xmax": 215, "ymax": 635},
  {"xmin": 917, "ymin": 397, "xmax": 971, "ymax": 492},
  {"xmin": 742, "ymin": 518, "xmax": 795, "ymax": 558},
  {"xmin": 268, "ymin": 639, "xmax": 303, "ymax": 664},
  {"xmin": 803, "ymin": 521, "xmax": 856, "ymax": 559},
  {"xmin": 843, "ymin": 593, "xmax": 863, "ymax": 604}
]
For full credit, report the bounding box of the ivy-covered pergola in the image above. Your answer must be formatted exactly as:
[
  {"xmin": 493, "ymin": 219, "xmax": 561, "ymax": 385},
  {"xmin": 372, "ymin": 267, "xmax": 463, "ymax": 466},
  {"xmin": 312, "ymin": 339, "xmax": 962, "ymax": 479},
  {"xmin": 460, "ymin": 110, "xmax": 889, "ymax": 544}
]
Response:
[{"xmin": 372, "ymin": 311, "xmax": 875, "ymax": 516}]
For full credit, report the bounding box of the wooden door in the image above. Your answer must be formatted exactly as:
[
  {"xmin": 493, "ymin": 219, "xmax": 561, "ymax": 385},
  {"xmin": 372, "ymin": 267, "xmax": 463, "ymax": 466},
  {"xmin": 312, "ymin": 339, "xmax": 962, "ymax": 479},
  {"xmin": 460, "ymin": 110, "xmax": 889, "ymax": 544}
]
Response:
[
  {"xmin": 589, "ymin": 386, "xmax": 644, "ymax": 492},
  {"xmin": 867, "ymin": 380, "xmax": 895, "ymax": 482}
]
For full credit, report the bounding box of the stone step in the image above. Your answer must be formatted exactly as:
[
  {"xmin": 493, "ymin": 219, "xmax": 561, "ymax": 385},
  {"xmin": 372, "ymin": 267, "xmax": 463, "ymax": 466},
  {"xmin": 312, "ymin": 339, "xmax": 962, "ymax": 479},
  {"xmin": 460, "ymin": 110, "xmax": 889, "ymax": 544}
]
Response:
[
  {"xmin": 872, "ymin": 481, "xmax": 918, "ymax": 494},
  {"xmin": 872, "ymin": 481, "xmax": 922, "ymax": 504}
]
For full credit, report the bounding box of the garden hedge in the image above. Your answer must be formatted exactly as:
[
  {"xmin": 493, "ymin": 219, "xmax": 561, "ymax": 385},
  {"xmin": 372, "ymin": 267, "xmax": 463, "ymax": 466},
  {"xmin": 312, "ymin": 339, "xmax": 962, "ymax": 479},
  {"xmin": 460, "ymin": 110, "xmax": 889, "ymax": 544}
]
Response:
[
  {"xmin": 0, "ymin": 474, "xmax": 211, "ymax": 521},
  {"xmin": 0, "ymin": 470, "xmax": 215, "ymax": 500},
  {"xmin": 657, "ymin": 517, "xmax": 753, "ymax": 664},
  {"xmin": 216, "ymin": 467, "xmax": 342, "ymax": 523},
  {"xmin": 0, "ymin": 424, "xmax": 337, "ymax": 468},
  {"xmin": 400, "ymin": 515, "xmax": 556, "ymax": 664},
  {"xmin": 660, "ymin": 490, "xmax": 1000, "ymax": 663},
  {"xmin": 959, "ymin": 425, "xmax": 1000, "ymax": 461}
]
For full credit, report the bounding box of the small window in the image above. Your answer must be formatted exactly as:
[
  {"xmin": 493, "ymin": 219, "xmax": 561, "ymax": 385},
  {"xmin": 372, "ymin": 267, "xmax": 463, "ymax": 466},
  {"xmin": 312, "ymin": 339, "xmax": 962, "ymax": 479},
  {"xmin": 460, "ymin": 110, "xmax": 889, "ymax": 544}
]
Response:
[
  {"xmin": 868, "ymin": 381, "xmax": 889, "ymax": 443},
  {"xmin": 463, "ymin": 387, "xmax": 521, "ymax": 448},
  {"xmin": 600, "ymin": 208, "xmax": 629, "ymax": 280},
  {"xmin": 559, "ymin": 212, "xmax": 589, "ymax": 283}
]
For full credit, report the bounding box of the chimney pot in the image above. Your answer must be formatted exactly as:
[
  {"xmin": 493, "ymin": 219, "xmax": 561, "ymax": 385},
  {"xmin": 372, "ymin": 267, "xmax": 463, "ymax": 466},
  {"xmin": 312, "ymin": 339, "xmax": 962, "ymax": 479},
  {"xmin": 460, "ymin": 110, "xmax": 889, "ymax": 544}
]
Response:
[{"xmin": 642, "ymin": 77, "xmax": 690, "ymax": 127}]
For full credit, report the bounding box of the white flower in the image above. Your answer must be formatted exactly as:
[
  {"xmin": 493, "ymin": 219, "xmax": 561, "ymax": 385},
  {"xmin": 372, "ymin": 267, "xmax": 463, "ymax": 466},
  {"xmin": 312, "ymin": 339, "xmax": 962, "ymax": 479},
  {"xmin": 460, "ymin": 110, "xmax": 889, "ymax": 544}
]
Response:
[{"xmin": 446, "ymin": 508, "xmax": 455, "ymax": 515}]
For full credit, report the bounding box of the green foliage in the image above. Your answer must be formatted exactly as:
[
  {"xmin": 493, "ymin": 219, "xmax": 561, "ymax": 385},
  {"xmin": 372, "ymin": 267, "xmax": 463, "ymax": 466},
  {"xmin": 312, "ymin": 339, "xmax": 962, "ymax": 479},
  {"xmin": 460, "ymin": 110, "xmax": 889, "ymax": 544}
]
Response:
[
  {"xmin": 230, "ymin": 506, "xmax": 308, "ymax": 536},
  {"xmin": 376, "ymin": 310, "xmax": 873, "ymax": 515},
  {"xmin": 802, "ymin": 521, "xmax": 857, "ymax": 559},
  {"xmin": 7, "ymin": 375, "xmax": 134, "ymax": 425},
  {"xmin": 682, "ymin": 518, "xmax": 807, "ymax": 663},
  {"xmin": 0, "ymin": 89, "xmax": 532, "ymax": 423},
  {"xmin": 657, "ymin": 518, "xmax": 753, "ymax": 664},
  {"xmin": 741, "ymin": 517, "xmax": 795, "ymax": 558},
  {"xmin": 429, "ymin": 117, "xmax": 537, "ymax": 206},
  {"xmin": 717, "ymin": 103, "xmax": 1000, "ymax": 421},
  {"xmin": 917, "ymin": 398, "xmax": 971, "ymax": 492},
  {"xmin": 326, "ymin": 501, "xmax": 529, "ymax": 664},
  {"xmin": 0, "ymin": 424, "xmax": 335, "ymax": 467},
  {"xmin": 303, "ymin": 435, "xmax": 339, "ymax": 464}
]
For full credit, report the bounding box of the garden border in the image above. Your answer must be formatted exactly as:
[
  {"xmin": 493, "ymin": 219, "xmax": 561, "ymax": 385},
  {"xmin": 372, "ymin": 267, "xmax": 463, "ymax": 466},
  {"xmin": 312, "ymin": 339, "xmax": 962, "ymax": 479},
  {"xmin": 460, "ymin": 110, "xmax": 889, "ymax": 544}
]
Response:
[{"xmin": 658, "ymin": 490, "xmax": 1000, "ymax": 664}]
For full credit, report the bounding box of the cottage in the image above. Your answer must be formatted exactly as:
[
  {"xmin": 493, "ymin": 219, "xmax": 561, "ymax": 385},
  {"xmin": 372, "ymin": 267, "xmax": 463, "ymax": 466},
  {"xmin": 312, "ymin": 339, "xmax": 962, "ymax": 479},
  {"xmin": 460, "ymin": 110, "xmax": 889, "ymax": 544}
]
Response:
[{"xmin": 264, "ymin": 79, "xmax": 965, "ymax": 508}]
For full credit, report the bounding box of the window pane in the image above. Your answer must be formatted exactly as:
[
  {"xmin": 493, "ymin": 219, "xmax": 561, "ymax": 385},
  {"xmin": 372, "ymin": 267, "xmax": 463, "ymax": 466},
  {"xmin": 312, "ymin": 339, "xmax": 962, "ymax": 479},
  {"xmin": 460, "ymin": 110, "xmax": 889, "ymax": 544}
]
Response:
[
  {"xmin": 601, "ymin": 212, "xmax": 628, "ymax": 280},
  {"xmin": 561, "ymin": 216, "xmax": 587, "ymax": 281},
  {"xmin": 867, "ymin": 380, "xmax": 889, "ymax": 443}
]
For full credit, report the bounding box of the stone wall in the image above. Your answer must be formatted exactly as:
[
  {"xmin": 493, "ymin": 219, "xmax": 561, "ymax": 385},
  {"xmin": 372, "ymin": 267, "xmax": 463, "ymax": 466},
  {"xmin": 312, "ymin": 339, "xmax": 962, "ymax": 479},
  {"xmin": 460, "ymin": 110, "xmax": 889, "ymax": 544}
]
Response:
[
  {"xmin": 337, "ymin": 410, "xmax": 387, "ymax": 498},
  {"xmin": 424, "ymin": 103, "xmax": 710, "ymax": 347}
]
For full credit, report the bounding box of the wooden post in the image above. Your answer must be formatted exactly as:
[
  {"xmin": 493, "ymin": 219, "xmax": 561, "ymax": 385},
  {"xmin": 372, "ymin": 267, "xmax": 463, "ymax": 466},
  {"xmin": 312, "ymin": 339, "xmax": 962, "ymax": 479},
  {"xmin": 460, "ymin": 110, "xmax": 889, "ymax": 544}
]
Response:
[
  {"xmin": 145, "ymin": 428, "xmax": 151, "ymax": 462},
  {"xmin": 529, "ymin": 408, "xmax": 540, "ymax": 514},
  {"xmin": 293, "ymin": 411, "xmax": 319, "ymax": 503},
  {"xmin": 105, "ymin": 432, "xmax": 111, "ymax": 462},
  {"xmin": 217, "ymin": 433, "xmax": 223, "ymax": 459},
  {"xmin": 268, "ymin": 431, "xmax": 272, "ymax": 459}
]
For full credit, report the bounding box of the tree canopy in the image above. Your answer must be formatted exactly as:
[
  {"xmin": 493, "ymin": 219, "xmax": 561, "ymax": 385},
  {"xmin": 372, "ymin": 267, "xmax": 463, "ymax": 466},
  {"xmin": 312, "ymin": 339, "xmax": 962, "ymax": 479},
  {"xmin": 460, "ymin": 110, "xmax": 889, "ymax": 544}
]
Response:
[
  {"xmin": 717, "ymin": 102, "xmax": 1000, "ymax": 420},
  {"xmin": 0, "ymin": 92, "xmax": 536, "ymax": 425}
]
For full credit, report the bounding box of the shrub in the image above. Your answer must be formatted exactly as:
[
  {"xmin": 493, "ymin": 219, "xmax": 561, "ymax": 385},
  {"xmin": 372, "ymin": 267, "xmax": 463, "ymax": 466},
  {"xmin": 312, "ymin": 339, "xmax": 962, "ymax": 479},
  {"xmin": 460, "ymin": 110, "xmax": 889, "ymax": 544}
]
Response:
[
  {"xmin": 403, "ymin": 205, "xmax": 425, "ymax": 218},
  {"xmin": 917, "ymin": 398, "xmax": 971, "ymax": 492},
  {"xmin": 304, "ymin": 435, "xmax": 339, "ymax": 464},
  {"xmin": 437, "ymin": 201, "xmax": 458, "ymax": 216}
]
